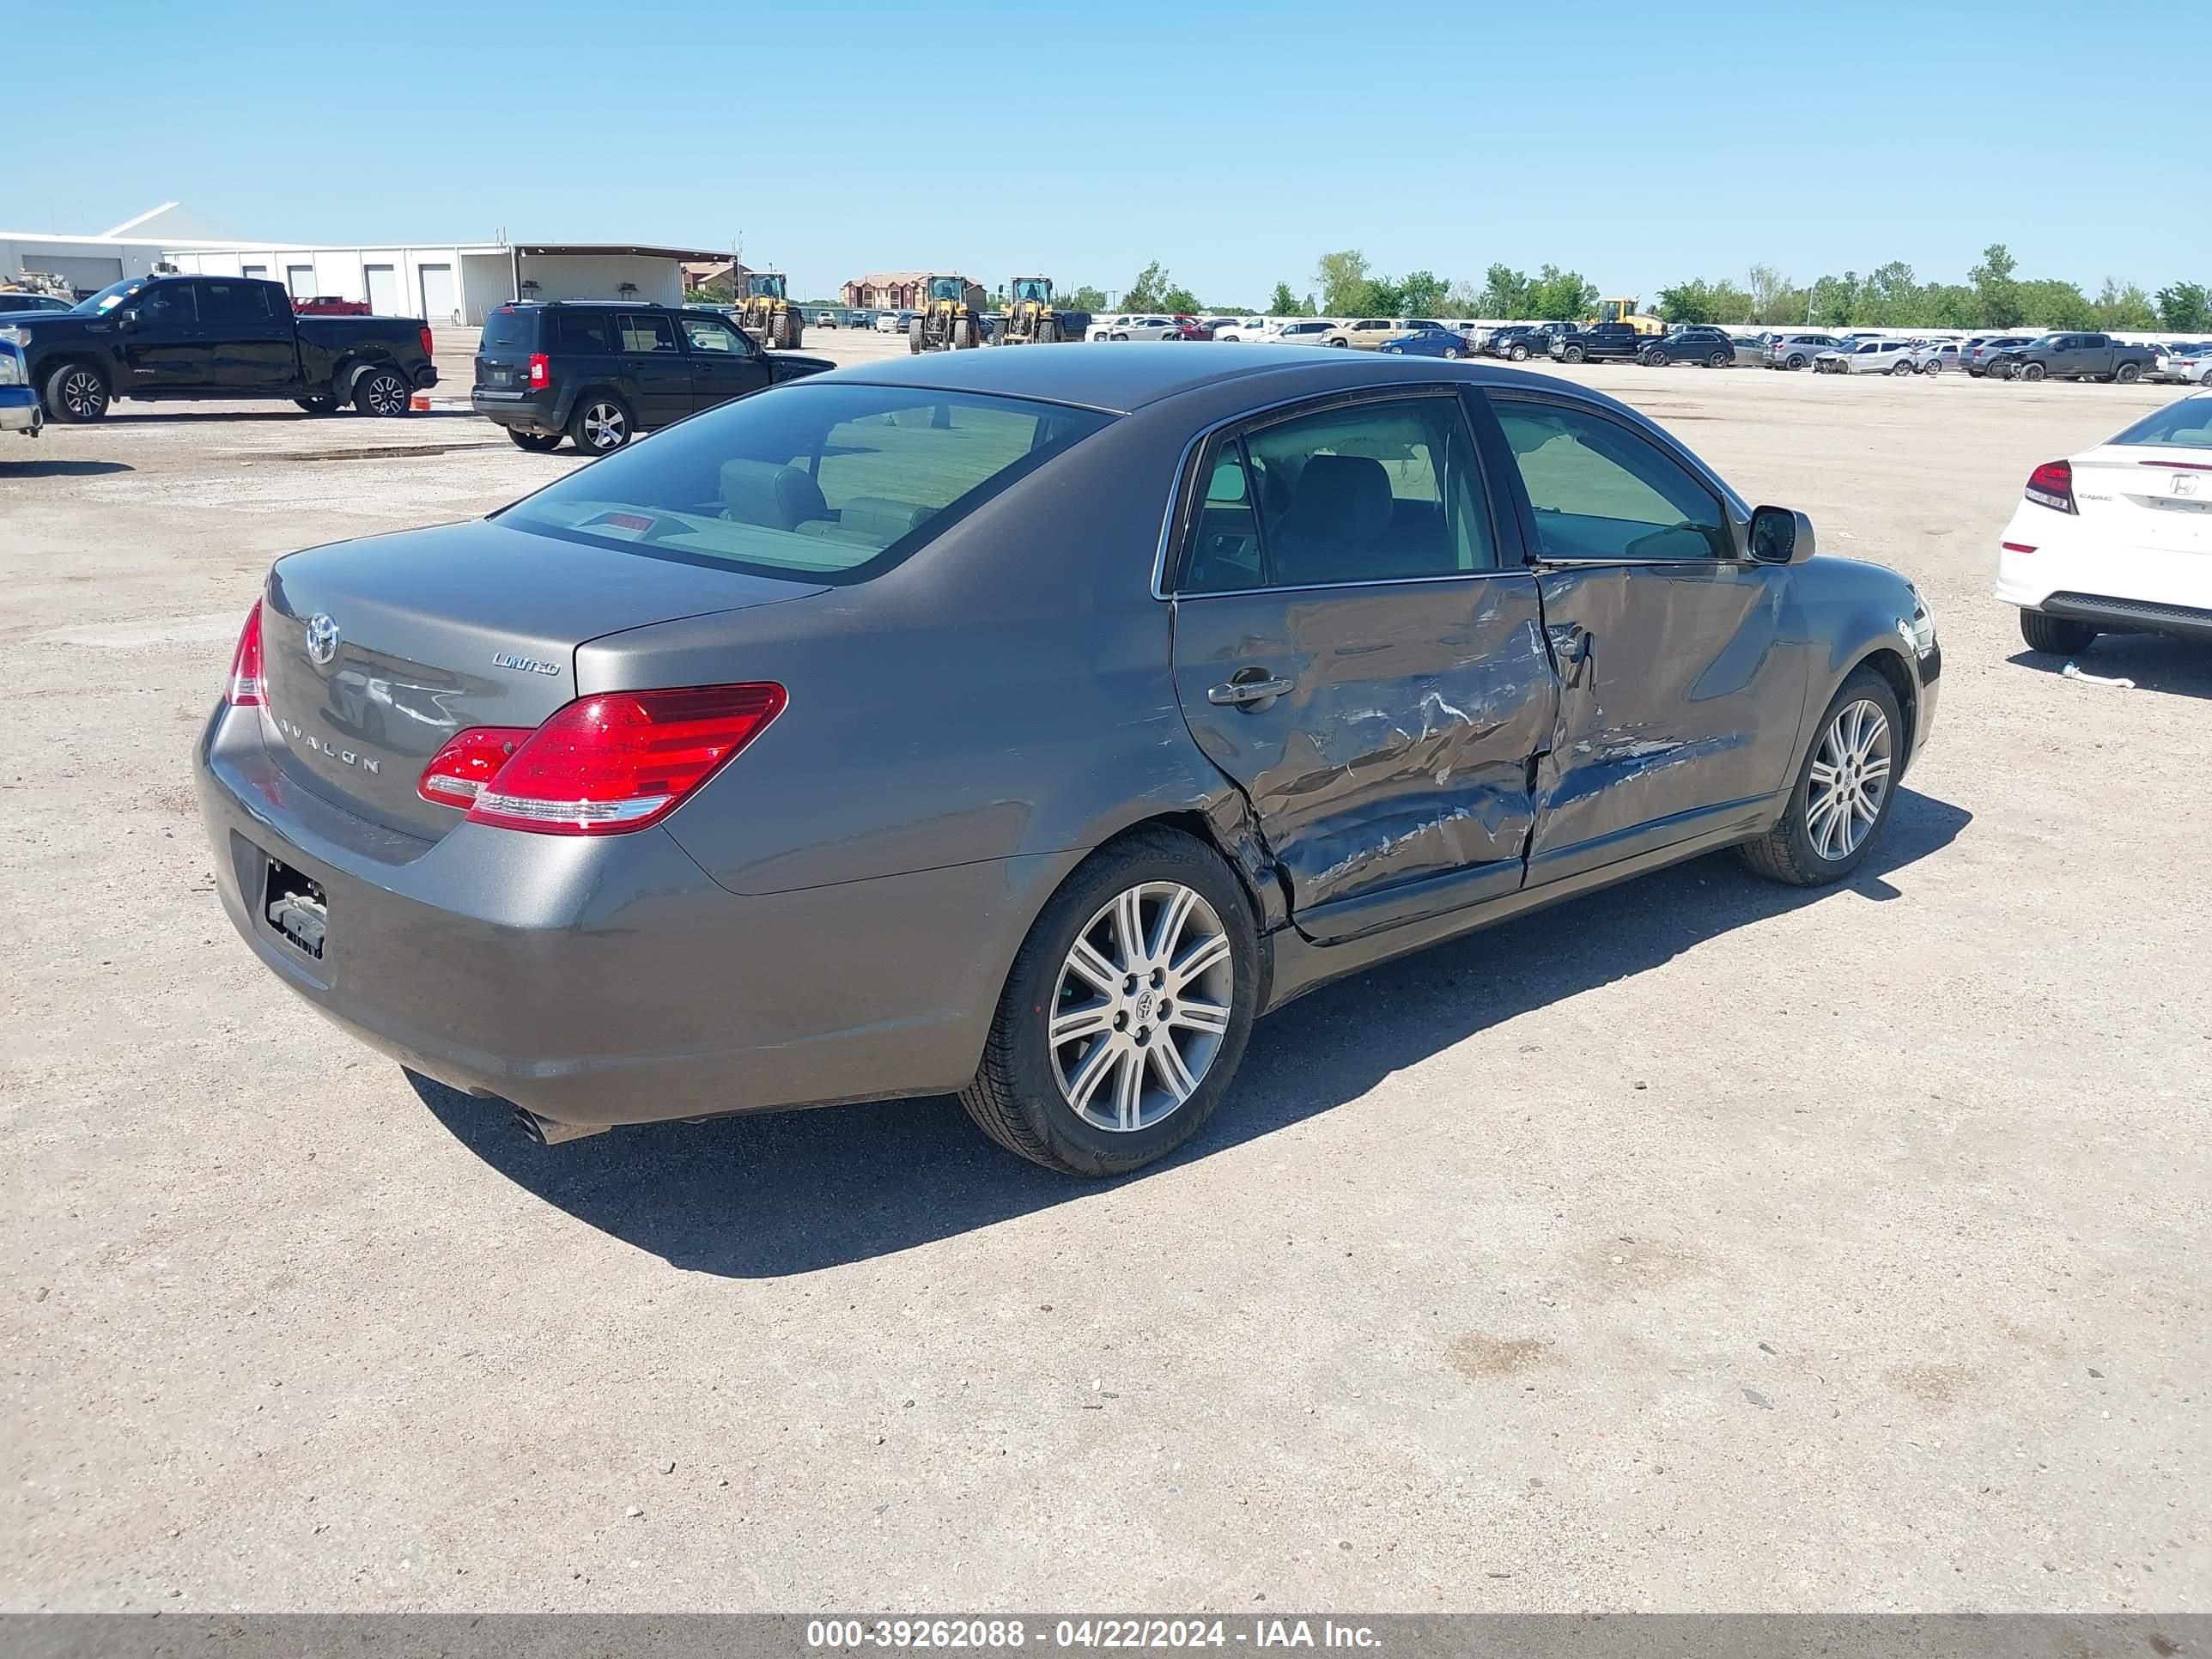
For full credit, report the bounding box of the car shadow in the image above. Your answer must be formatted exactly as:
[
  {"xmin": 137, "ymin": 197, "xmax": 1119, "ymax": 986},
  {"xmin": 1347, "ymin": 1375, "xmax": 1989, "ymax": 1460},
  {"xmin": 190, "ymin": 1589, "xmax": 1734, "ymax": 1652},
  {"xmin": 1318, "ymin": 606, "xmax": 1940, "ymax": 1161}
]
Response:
[
  {"xmin": 414, "ymin": 787, "xmax": 1972, "ymax": 1279},
  {"xmin": 0, "ymin": 458, "xmax": 132, "ymax": 477},
  {"xmin": 103, "ymin": 408, "xmax": 477, "ymax": 425},
  {"xmin": 2009, "ymin": 636, "xmax": 2212, "ymax": 701}
]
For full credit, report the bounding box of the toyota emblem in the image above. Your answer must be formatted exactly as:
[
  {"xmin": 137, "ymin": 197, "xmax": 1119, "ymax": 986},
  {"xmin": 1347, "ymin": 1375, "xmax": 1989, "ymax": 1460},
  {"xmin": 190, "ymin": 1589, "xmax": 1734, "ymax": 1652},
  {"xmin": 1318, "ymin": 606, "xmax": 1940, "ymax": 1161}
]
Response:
[{"xmin": 304, "ymin": 613, "xmax": 341, "ymax": 666}]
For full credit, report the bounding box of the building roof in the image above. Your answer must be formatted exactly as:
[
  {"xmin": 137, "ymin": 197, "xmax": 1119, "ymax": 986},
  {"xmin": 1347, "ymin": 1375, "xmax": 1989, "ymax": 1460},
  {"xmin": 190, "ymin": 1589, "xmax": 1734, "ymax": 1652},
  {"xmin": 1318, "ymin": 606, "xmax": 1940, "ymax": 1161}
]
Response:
[
  {"xmin": 513, "ymin": 243, "xmax": 732, "ymax": 263},
  {"xmin": 846, "ymin": 270, "xmax": 976, "ymax": 288}
]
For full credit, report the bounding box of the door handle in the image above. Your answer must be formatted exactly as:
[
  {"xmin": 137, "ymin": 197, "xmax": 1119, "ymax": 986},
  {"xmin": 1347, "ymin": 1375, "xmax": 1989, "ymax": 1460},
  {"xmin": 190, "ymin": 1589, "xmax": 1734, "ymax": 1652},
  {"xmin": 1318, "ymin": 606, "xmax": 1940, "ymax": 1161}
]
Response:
[{"xmin": 1207, "ymin": 673, "xmax": 1294, "ymax": 708}]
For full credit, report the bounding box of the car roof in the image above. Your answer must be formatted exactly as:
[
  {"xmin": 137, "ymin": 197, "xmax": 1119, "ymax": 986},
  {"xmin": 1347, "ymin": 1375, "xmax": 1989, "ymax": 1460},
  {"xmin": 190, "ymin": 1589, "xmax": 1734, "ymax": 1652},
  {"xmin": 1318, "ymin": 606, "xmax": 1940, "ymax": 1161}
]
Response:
[{"xmin": 806, "ymin": 343, "xmax": 1607, "ymax": 416}]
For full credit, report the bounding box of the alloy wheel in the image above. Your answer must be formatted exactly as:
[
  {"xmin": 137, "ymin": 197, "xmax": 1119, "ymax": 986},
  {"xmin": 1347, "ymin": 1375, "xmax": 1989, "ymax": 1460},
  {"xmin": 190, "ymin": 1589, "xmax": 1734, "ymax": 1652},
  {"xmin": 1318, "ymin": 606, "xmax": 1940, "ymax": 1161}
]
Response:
[
  {"xmin": 62, "ymin": 369, "xmax": 103, "ymax": 417},
  {"xmin": 1805, "ymin": 698, "xmax": 1893, "ymax": 861},
  {"xmin": 582, "ymin": 403, "xmax": 627, "ymax": 449},
  {"xmin": 1048, "ymin": 881, "xmax": 1234, "ymax": 1133},
  {"xmin": 362, "ymin": 373, "xmax": 406, "ymax": 415}
]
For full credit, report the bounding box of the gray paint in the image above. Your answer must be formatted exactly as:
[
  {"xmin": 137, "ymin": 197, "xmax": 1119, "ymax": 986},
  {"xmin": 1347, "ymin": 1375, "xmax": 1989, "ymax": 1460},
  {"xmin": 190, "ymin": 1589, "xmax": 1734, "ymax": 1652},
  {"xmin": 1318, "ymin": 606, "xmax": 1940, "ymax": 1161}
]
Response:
[{"xmin": 197, "ymin": 346, "xmax": 1939, "ymax": 1133}]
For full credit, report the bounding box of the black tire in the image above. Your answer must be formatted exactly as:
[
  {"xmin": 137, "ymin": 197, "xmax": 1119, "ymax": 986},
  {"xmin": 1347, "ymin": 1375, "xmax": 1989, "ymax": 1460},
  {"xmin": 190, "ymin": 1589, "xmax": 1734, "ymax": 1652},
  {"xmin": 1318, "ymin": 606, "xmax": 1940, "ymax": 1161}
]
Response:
[
  {"xmin": 568, "ymin": 392, "xmax": 634, "ymax": 453},
  {"xmin": 1639, "ymin": 349, "xmax": 1666, "ymax": 368},
  {"xmin": 1921, "ymin": 359, "xmax": 1942, "ymax": 374},
  {"xmin": 353, "ymin": 366, "xmax": 411, "ymax": 417},
  {"xmin": 295, "ymin": 396, "xmax": 339, "ymax": 415},
  {"xmin": 43, "ymin": 362, "xmax": 109, "ymax": 422},
  {"xmin": 1738, "ymin": 667, "xmax": 1905, "ymax": 887},
  {"xmin": 1562, "ymin": 344, "xmax": 1585, "ymax": 363},
  {"xmin": 908, "ymin": 317, "xmax": 926, "ymax": 355},
  {"xmin": 2019, "ymin": 609, "xmax": 2098, "ymax": 654},
  {"xmin": 1785, "ymin": 353, "xmax": 1808, "ymax": 370},
  {"xmin": 1508, "ymin": 343, "xmax": 1529, "ymax": 362},
  {"xmin": 1328, "ymin": 337, "xmax": 1349, "ymax": 347},
  {"xmin": 1707, "ymin": 349, "xmax": 1729, "ymax": 368},
  {"xmin": 1036, "ymin": 316, "xmax": 1061, "ymax": 344},
  {"xmin": 2020, "ymin": 362, "xmax": 2046, "ymax": 382},
  {"xmin": 1442, "ymin": 344, "xmax": 1462, "ymax": 360},
  {"xmin": 507, "ymin": 428, "xmax": 563, "ymax": 453},
  {"xmin": 959, "ymin": 829, "xmax": 1261, "ymax": 1178},
  {"xmin": 951, "ymin": 317, "xmax": 977, "ymax": 350},
  {"xmin": 771, "ymin": 309, "xmax": 801, "ymax": 349},
  {"xmin": 2115, "ymin": 362, "xmax": 2142, "ymax": 385},
  {"xmin": 1891, "ymin": 358, "xmax": 1916, "ymax": 376}
]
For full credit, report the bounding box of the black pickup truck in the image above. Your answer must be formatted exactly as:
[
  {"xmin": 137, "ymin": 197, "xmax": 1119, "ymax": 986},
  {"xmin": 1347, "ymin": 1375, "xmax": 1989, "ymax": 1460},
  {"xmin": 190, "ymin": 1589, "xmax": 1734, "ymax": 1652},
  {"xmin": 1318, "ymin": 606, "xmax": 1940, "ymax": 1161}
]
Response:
[
  {"xmin": 1547, "ymin": 321, "xmax": 1648, "ymax": 363},
  {"xmin": 1986, "ymin": 332, "xmax": 2158, "ymax": 384},
  {"xmin": 3, "ymin": 275, "xmax": 438, "ymax": 422}
]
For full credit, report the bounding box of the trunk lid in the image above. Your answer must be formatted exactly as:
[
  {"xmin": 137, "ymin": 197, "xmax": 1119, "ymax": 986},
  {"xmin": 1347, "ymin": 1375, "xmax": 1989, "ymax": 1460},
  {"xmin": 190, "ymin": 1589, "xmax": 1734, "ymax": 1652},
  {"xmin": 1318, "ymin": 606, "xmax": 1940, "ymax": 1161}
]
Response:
[
  {"xmin": 2074, "ymin": 445, "xmax": 2212, "ymax": 556},
  {"xmin": 259, "ymin": 518, "xmax": 825, "ymax": 839}
]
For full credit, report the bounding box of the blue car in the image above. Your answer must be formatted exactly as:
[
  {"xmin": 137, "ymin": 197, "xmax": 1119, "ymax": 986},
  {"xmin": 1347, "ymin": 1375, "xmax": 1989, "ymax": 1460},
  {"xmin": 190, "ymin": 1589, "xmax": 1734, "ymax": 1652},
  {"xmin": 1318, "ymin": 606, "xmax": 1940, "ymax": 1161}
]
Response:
[
  {"xmin": 0, "ymin": 330, "xmax": 44, "ymax": 437},
  {"xmin": 1380, "ymin": 325, "xmax": 1477, "ymax": 362}
]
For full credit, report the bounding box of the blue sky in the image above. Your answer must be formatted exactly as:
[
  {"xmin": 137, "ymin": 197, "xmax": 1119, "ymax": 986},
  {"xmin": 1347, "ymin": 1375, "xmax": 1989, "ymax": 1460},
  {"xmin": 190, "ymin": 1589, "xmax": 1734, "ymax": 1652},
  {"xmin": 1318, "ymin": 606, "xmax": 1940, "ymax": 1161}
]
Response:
[{"xmin": 9, "ymin": 0, "xmax": 2203, "ymax": 306}]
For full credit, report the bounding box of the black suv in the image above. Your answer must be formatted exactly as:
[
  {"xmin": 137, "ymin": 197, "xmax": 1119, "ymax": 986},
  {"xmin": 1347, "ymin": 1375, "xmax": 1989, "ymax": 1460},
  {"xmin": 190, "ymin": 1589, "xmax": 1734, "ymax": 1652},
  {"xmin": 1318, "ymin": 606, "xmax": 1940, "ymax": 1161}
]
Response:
[
  {"xmin": 1638, "ymin": 326, "xmax": 1740, "ymax": 368},
  {"xmin": 471, "ymin": 301, "xmax": 834, "ymax": 453}
]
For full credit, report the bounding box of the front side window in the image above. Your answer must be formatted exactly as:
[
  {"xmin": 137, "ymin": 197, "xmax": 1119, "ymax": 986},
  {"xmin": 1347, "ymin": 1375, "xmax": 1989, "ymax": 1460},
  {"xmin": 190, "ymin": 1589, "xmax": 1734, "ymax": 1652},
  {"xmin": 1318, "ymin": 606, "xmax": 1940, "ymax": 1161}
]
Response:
[
  {"xmin": 132, "ymin": 283, "xmax": 198, "ymax": 325},
  {"xmin": 1182, "ymin": 397, "xmax": 1497, "ymax": 592},
  {"xmin": 679, "ymin": 313, "xmax": 750, "ymax": 355},
  {"xmin": 496, "ymin": 385, "xmax": 1111, "ymax": 582},
  {"xmin": 616, "ymin": 313, "xmax": 679, "ymax": 354},
  {"xmin": 1492, "ymin": 399, "xmax": 1731, "ymax": 562}
]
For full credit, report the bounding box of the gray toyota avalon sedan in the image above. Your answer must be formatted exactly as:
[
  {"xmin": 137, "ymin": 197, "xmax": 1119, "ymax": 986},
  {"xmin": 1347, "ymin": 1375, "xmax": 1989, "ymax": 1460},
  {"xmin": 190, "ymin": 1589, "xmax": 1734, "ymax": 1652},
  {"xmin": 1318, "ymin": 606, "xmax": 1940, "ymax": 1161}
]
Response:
[{"xmin": 195, "ymin": 345, "xmax": 1939, "ymax": 1176}]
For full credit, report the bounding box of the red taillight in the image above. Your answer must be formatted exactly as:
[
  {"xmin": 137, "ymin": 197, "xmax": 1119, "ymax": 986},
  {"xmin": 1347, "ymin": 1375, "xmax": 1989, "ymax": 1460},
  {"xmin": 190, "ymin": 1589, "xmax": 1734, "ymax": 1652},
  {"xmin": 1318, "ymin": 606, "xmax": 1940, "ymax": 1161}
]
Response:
[
  {"xmin": 2001, "ymin": 541, "xmax": 2038, "ymax": 554},
  {"xmin": 419, "ymin": 325, "xmax": 434, "ymax": 362},
  {"xmin": 227, "ymin": 605, "xmax": 265, "ymax": 707},
  {"xmin": 417, "ymin": 684, "xmax": 787, "ymax": 836},
  {"xmin": 2025, "ymin": 459, "xmax": 2076, "ymax": 514},
  {"xmin": 527, "ymin": 352, "xmax": 550, "ymax": 389},
  {"xmin": 417, "ymin": 726, "xmax": 534, "ymax": 810}
]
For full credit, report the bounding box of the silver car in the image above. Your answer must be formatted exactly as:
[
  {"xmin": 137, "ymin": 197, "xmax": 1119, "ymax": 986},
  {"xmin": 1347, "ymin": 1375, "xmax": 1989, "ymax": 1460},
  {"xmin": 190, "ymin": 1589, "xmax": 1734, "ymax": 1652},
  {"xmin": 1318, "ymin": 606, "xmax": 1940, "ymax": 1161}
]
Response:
[
  {"xmin": 1911, "ymin": 341, "xmax": 1966, "ymax": 374},
  {"xmin": 196, "ymin": 349, "xmax": 1940, "ymax": 1175},
  {"xmin": 1814, "ymin": 339, "xmax": 1922, "ymax": 375}
]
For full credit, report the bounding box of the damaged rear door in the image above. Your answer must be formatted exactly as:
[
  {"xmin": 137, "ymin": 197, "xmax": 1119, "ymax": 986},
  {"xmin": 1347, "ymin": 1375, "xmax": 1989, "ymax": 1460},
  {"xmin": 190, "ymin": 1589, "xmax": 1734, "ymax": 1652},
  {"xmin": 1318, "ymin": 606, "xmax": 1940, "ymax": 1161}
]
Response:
[{"xmin": 1167, "ymin": 388, "xmax": 1558, "ymax": 945}]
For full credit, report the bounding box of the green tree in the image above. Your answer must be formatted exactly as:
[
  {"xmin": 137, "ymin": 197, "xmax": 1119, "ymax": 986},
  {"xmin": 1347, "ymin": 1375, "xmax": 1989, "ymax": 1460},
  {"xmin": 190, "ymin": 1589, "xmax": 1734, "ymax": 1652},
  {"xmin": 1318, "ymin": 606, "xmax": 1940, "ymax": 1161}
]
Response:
[
  {"xmin": 1524, "ymin": 264, "xmax": 1596, "ymax": 320},
  {"xmin": 1267, "ymin": 280, "xmax": 1309, "ymax": 315},
  {"xmin": 1656, "ymin": 278, "xmax": 1753, "ymax": 324},
  {"xmin": 1161, "ymin": 283, "xmax": 1201, "ymax": 314},
  {"xmin": 2094, "ymin": 279, "xmax": 2158, "ymax": 331},
  {"xmin": 2155, "ymin": 281, "xmax": 2209, "ymax": 331},
  {"xmin": 1746, "ymin": 264, "xmax": 1799, "ymax": 325},
  {"xmin": 1971, "ymin": 243, "xmax": 2022, "ymax": 329},
  {"xmin": 1315, "ymin": 249, "xmax": 1372, "ymax": 316},
  {"xmin": 1124, "ymin": 260, "xmax": 1171, "ymax": 312},
  {"xmin": 1807, "ymin": 272, "xmax": 1863, "ymax": 327},
  {"xmin": 1475, "ymin": 264, "xmax": 1533, "ymax": 317},
  {"xmin": 1060, "ymin": 284, "xmax": 1108, "ymax": 313},
  {"xmin": 2015, "ymin": 278, "xmax": 2094, "ymax": 329},
  {"xmin": 1398, "ymin": 270, "xmax": 1449, "ymax": 316}
]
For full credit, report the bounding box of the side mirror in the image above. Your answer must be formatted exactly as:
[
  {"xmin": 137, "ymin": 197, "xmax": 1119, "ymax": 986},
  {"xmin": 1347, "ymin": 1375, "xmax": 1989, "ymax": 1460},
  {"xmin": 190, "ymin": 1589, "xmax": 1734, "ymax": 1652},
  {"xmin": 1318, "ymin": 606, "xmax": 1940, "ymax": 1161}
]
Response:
[
  {"xmin": 115, "ymin": 311, "xmax": 137, "ymax": 331},
  {"xmin": 1748, "ymin": 504, "xmax": 1815, "ymax": 565}
]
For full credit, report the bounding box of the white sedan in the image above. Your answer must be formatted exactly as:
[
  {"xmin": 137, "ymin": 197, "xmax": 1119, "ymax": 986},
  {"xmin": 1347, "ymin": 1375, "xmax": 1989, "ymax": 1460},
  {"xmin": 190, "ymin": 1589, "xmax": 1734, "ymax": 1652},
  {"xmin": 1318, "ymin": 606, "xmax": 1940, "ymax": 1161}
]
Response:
[
  {"xmin": 1212, "ymin": 318, "xmax": 1276, "ymax": 342},
  {"xmin": 1996, "ymin": 390, "xmax": 2212, "ymax": 654},
  {"xmin": 1815, "ymin": 339, "xmax": 1922, "ymax": 375},
  {"xmin": 1085, "ymin": 314, "xmax": 1134, "ymax": 343}
]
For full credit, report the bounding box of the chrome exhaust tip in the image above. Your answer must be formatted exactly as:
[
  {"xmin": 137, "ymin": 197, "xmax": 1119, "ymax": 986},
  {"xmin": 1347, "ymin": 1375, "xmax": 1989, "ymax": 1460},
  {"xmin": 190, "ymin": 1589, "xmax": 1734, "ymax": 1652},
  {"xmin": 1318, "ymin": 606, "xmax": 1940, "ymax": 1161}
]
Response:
[{"xmin": 512, "ymin": 1109, "xmax": 610, "ymax": 1146}]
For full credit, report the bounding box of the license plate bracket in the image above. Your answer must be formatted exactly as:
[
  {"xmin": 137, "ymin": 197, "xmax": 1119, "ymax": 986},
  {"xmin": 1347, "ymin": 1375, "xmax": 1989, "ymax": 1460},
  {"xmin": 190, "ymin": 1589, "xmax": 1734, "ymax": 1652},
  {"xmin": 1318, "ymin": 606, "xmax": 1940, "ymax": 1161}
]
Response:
[{"xmin": 262, "ymin": 856, "xmax": 329, "ymax": 961}]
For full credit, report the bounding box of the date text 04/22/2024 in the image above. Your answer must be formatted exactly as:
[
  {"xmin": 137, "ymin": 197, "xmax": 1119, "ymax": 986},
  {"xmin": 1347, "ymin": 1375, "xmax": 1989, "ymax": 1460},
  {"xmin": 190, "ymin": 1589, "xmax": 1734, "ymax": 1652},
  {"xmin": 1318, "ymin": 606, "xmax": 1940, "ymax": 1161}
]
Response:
[{"xmin": 805, "ymin": 1620, "xmax": 1382, "ymax": 1650}]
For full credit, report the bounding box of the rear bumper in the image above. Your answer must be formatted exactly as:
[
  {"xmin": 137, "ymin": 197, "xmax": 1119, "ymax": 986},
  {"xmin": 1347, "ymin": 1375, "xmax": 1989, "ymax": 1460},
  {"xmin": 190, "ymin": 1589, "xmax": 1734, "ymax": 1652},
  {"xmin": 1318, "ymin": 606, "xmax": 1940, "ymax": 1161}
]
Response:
[
  {"xmin": 1996, "ymin": 509, "xmax": 2212, "ymax": 635},
  {"xmin": 194, "ymin": 702, "xmax": 1062, "ymax": 1132},
  {"xmin": 471, "ymin": 389, "xmax": 560, "ymax": 433}
]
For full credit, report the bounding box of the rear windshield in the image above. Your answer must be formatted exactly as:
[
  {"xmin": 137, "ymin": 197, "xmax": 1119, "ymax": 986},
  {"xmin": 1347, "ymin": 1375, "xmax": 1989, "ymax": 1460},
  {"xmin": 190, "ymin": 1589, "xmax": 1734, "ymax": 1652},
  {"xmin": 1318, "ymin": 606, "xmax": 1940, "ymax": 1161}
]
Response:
[
  {"xmin": 480, "ymin": 307, "xmax": 535, "ymax": 350},
  {"xmin": 2109, "ymin": 398, "xmax": 2212, "ymax": 449},
  {"xmin": 495, "ymin": 383, "xmax": 1113, "ymax": 581}
]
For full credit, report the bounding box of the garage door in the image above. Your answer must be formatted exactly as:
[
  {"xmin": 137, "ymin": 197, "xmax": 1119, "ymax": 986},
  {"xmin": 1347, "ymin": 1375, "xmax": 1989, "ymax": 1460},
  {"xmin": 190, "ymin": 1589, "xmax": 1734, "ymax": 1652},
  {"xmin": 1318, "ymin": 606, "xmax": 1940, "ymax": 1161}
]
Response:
[
  {"xmin": 286, "ymin": 264, "xmax": 315, "ymax": 298},
  {"xmin": 40, "ymin": 255, "xmax": 125, "ymax": 293},
  {"xmin": 364, "ymin": 264, "xmax": 400, "ymax": 316},
  {"xmin": 417, "ymin": 264, "xmax": 457, "ymax": 325}
]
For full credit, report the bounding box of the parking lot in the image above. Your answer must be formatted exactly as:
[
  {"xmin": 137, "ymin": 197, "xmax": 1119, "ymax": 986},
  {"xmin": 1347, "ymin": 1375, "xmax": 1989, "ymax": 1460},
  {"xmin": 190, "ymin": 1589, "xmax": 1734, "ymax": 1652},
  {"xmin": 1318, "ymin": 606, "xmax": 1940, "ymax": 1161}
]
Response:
[{"xmin": 3, "ymin": 351, "xmax": 2206, "ymax": 1613}]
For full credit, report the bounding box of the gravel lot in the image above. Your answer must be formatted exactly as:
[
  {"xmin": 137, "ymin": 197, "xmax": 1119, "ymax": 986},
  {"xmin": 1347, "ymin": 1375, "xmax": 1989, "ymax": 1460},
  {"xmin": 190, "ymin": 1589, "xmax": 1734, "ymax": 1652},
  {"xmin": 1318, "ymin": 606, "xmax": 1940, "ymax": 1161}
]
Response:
[{"xmin": 3, "ymin": 343, "xmax": 2206, "ymax": 1613}]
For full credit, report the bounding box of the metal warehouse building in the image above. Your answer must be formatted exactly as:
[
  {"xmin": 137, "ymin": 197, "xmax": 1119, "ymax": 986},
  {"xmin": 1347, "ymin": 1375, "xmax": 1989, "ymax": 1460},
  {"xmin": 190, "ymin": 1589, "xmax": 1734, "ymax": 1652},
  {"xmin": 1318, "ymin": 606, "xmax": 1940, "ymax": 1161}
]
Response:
[{"xmin": 159, "ymin": 240, "xmax": 732, "ymax": 326}]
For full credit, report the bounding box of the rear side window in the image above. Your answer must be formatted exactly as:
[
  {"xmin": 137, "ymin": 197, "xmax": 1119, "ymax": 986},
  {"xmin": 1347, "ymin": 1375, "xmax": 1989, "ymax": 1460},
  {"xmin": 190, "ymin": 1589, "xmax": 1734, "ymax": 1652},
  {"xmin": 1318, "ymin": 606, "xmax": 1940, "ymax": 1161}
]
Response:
[
  {"xmin": 480, "ymin": 307, "xmax": 537, "ymax": 350},
  {"xmin": 1182, "ymin": 397, "xmax": 1496, "ymax": 592},
  {"xmin": 199, "ymin": 282, "xmax": 272, "ymax": 323},
  {"xmin": 1492, "ymin": 399, "xmax": 1731, "ymax": 562},
  {"xmin": 495, "ymin": 385, "xmax": 1112, "ymax": 582},
  {"xmin": 2110, "ymin": 398, "xmax": 2212, "ymax": 449},
  {"xmin": 554, "ymin": 309, "xmax": 613, "ymax": 353},
  {"xmin": 617, "ymin": 313, "xmax": 679, "ymax": 353}
]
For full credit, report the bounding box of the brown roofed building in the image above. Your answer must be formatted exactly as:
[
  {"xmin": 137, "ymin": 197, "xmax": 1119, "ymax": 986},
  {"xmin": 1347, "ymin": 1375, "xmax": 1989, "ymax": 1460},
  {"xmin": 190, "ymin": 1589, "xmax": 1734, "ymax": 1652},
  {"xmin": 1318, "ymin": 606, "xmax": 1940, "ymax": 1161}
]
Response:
[{"xmin": 842, "ymin": 270, "xmax": 981, "ymax": 311}]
